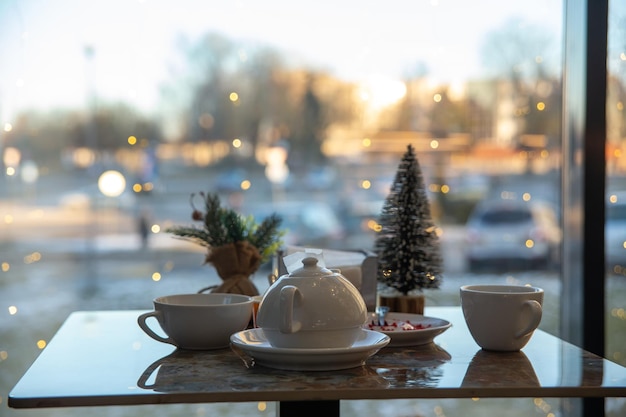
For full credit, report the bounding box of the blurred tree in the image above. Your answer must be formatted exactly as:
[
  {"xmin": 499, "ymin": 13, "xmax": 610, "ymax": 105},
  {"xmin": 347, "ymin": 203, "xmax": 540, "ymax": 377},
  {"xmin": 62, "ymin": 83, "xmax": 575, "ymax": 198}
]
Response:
[
  {"xmin": 607, "ymin": 12, "xmax": 626, "ymax": 158},
  {"xmin": 480, "ymin": 18, "xmax": 558, "ymax": 80},
  {"xmin": 70, "ymin": 103, "xmax": 162, "ymax": 150},
  {"xmin": 171, "ymin": 32, "xmax": 358, "ymax": 168},
  {"xmin": 1, "ymin": 112, "xmax": 70, "ymax": 170},
  {"xmin": 479, "ymin": 17, "xmax": 561, "ymax": 146},
  {"xmin": 185, "ymin": 33, "xmax": 237, "ymax": 143},
  {"xmin": 287, "ymin": 72, "xmax": 357, "ymax": 169},
  {"xmin": 608, "ymin": 74, "xmax": 626, "ymax": 146},
  {"xmin": 290, "ymin": 75, "xmax": 325, "ymax": 166},
  {"xmin": 393, "ymin": 65, "xmax": 429, "ymax": 132},
  {"xmin": 428, "ymin": 89, "xmax": 472, "ymax": 138},
  {"xmin": 524, "ymin": 77, "xmax": 562, "ymax": 142},
  {"xmin": 236, "ymin": 48, "xmax": 292, "ymax": 152},
  {"xmin": 3, "ymin": 104, "xmax": 161, "ymax": 172},
  {"xmin": 608, "ymin": 11, "xmax": 626, "ymax": 85}
]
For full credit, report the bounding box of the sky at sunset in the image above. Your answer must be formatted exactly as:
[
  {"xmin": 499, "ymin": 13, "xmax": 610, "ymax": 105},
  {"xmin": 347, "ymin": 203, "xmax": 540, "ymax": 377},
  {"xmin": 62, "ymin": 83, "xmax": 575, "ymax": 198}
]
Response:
[{"xmin": 0, "ymin": 0, "xmax": 562, "ymax": 123}]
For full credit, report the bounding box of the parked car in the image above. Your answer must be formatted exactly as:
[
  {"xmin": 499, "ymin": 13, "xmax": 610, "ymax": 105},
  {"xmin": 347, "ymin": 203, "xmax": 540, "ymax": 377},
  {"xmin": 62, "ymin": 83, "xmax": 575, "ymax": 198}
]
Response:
[
  {"xmin": 464, "ymin": 198, "xmax": 561, "ymax": 272},
  {"xmin": 606, "ymin": 191, "xmax": 626, "ymax": 271},
  {"xmin": 248, "ymin": 200, "xmax": 346, "ymax": 250}
]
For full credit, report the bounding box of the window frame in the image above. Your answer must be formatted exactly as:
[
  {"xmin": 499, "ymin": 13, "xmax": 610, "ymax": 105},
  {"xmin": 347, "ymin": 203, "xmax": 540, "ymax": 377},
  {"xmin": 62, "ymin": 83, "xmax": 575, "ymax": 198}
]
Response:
[{"xmin": 561, "ymin": 0, "xmax": 609, "ymax": 415}]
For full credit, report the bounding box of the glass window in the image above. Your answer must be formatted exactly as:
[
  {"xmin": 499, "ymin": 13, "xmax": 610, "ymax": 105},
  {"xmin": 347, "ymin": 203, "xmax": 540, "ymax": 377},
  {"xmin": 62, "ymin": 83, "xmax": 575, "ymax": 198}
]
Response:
[
  {"xmin": 0, "ymin": 1, "xmax": 587, "ymax": 416},
  {"xmin": 607, "ymin": 0, "xmax": 626, "ymax": 379}
]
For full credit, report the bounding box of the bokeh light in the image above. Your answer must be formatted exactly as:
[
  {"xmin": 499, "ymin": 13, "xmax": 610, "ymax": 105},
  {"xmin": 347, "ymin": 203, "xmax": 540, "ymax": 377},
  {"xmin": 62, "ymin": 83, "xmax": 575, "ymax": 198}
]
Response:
[{"xmin": 98, "ymin": 170, "xmax": 126, "ymax": 197}]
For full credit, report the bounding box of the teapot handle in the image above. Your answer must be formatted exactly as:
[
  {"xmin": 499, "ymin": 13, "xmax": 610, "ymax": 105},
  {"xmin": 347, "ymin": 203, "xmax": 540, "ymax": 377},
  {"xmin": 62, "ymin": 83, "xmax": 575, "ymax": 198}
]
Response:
[{"xmin": 279, "ymin": 285, "xmax": 303, "ymax": 334}]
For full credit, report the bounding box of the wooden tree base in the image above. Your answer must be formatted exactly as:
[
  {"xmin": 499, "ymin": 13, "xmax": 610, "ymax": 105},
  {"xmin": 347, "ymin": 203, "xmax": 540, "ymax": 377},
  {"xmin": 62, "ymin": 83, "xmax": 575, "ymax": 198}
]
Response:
[{"xmin": 378, "ymin": 294, "xmax": 425, "ymax": 315}]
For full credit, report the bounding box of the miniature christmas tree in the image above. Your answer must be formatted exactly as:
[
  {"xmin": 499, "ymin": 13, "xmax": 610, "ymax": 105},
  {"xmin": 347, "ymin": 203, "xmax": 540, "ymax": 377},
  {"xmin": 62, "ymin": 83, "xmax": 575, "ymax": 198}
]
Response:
[{"xmin": 374, "ymin": 144, "xmax": 443, "ymax": 295}]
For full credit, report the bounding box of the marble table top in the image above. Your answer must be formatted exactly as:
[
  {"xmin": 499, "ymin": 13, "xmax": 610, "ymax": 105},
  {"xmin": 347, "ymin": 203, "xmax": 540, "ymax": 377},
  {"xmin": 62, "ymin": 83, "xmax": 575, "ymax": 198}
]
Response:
[{"xmin": 9, "ymin": 306, "xmax": 626, "ymax": 408}]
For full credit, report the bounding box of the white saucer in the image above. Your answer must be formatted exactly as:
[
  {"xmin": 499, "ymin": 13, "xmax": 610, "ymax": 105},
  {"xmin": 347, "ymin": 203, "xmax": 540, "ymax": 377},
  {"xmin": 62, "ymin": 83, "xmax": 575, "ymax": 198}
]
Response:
[
  {"xmin": 364, "ymin": 312, "xmax": 452, "ymax": 347},
  {"xmin": 230, "ymin": 328, "xmax": 390, "ymax": 371}
]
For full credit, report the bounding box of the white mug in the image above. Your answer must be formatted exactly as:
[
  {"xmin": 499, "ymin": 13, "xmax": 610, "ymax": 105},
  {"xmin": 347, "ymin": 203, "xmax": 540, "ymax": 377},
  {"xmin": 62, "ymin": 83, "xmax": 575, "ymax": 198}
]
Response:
[
  {"xmin": 137, "ymin": 293, "xmax": 252, "ymax": 350},
  {"xmin": 460, "ymin": 285, "xmax": 543, "ymax": 351}
]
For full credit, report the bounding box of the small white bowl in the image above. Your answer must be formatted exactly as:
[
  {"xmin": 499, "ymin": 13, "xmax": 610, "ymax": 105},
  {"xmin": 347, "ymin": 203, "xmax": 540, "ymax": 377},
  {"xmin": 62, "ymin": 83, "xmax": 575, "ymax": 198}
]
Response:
[{"xmin": 363, "ymin": 312, "xmax": 451, "ymax": 347}]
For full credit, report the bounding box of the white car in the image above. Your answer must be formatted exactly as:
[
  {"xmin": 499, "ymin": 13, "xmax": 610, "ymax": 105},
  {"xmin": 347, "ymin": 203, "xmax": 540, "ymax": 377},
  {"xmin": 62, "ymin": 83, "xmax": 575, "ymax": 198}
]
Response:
[{"xmin": 465, "ymin": 199, "xmax": 561, "ymax": 272}]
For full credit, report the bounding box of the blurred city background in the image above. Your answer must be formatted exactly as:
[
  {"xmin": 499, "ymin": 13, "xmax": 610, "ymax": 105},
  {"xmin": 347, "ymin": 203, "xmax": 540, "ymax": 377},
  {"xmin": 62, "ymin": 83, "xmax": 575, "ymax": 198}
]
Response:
[{"xmin": 1, "ymin": 1, "xmax": 626, "ymax": 416}]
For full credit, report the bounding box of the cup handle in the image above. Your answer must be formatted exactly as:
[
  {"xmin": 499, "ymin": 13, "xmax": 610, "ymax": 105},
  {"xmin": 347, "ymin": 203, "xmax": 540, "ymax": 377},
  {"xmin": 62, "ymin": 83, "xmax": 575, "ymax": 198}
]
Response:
[
  {"xmin": 137, "ymin": 356, "xmax": 168, "ymax": 389},
  {"xmin": 279, "ymin": 285, "xmax": 302, "ymax": 334},
  {"xmin": 137, "ymin": 311, "xmax": 175, "ymax": 345},
  {"xmin": 515, "ymin": 300, "xmax": 543, "ymax": 339}
]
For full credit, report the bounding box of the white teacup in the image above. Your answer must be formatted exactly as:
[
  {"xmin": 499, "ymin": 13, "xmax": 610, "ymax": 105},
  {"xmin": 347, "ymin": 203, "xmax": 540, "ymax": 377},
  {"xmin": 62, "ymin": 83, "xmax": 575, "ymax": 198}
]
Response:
[
  {"xmin": 137, "ymin": 293, "xmax": 253, "ymax": 350},
  {"xmin": 460, "ymin": 285, "xmax": 543, "ymax": 351}
]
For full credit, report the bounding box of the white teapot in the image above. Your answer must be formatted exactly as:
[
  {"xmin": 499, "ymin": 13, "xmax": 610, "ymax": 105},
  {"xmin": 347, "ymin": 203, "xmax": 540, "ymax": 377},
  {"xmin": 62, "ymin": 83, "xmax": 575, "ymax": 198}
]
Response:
[{"xmin": 256, "ymin": 256, "xmax": 368, "ymax": 349}]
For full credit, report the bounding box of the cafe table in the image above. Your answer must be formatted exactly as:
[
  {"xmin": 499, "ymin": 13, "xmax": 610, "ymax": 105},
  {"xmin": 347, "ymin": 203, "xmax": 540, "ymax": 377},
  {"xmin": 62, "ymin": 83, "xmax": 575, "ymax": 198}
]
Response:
[{"xmin": 8, "ymin": 306, "xmax": 626, "ymax": 416}]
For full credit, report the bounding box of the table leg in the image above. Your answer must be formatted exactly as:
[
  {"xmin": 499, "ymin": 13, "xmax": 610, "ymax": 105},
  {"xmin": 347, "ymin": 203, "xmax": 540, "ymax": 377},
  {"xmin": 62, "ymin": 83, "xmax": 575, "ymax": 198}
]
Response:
[{"xmin": 277, "ymin": 400, "xmax": 340, "ymax": 417}]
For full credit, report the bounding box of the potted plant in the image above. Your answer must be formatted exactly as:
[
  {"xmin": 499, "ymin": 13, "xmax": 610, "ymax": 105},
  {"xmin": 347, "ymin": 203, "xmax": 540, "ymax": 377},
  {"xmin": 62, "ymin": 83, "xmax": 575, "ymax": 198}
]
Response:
[
  {"xmin": 374, "ymin": 144, "xmax": 443, "ymax": 314},
  {"xmin": 167, "ymin": 192, "xmax": 284, "ymax": 296}
]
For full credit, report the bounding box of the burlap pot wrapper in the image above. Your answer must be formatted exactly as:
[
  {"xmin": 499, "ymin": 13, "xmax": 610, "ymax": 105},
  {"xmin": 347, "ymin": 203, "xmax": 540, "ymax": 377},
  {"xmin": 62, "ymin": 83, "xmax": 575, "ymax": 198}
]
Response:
[{"xmin": 203, "ymin": 241, "xmax": 262, "ymax": 296}]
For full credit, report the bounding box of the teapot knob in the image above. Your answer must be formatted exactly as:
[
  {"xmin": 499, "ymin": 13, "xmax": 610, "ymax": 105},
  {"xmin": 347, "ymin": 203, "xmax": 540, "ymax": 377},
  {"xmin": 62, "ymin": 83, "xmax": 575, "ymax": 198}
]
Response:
[{"xmin": 302, "ymin": 257, "xmax": 319, "ymax": 268}]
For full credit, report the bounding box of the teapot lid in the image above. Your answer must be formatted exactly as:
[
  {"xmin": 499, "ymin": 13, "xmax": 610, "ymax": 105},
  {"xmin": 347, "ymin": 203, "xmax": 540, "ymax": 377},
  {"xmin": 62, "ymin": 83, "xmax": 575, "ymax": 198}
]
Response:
[{"xmin": 289, "ymin": 256, "xmax": 333, "ymax": 277}]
